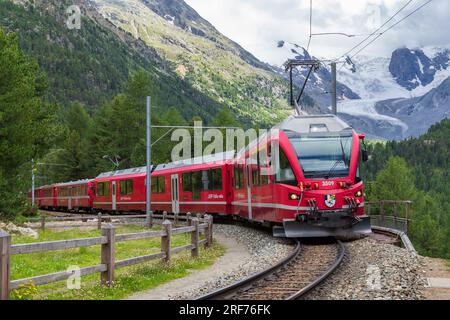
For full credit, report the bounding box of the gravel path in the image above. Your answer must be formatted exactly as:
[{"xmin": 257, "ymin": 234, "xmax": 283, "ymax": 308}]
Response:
[
  {"xmin": 301, "ymin": 237, "xmax": 426, "ymax": 300},
  {"xmin": 125, "ymin": 224, "xmax": 294, "ymax": 300}
]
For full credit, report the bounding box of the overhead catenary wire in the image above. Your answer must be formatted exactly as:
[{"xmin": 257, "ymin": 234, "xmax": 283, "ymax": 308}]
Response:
[
  {"xmin": 347, "ymin": 0, "xmax": 434, "ymax": 61},
  {"xmin": 335, "ymin": 0, "xmax": 415, "ymax": 61}
]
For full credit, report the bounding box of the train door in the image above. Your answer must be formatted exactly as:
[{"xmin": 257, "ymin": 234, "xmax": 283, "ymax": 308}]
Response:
[
  {"xmin": 111, "ymin": 181, "xmax": 117, "ymax": 211},
  {"xmin": 171, "ymin": 174, "xmax": 180, "ymax": 214},
  {"xmin": 246, "ymin": 160, "xmax": 253, "ymax": 221}
]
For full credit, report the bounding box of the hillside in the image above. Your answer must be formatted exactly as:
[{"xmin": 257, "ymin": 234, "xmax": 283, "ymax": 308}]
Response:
[
  {"xmin": 363, "ymin": 118, "xmax": 450, "ymax": 257},
  {"xmin": 0, "ymin": 0, "xmax": 233, "ymax": 122},
  {"xmin": 0, "ymin": 0, "xmax": 302, "ymax": 126},
  {"xmin": 87, "ymin": 0, "xmax": 294, "ymax": 125}
]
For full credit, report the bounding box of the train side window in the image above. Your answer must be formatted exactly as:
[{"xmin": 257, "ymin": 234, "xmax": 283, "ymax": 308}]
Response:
[
  {"xmin": 120, "ymin": 179, "xmax": 133, "ymax": 195},
  {"xmin": 158, "ymin": 176, "xmax": 165, "ymax": 193},
  {"xmin": 191, "ymin": 171, "xmax": 202, "ymax": 200},
  {"xmin": 209, "ymin": 169, "xmax": 223, "ymax": 191},
  {"xmin": 151, "ymin": 177, "xmax": 158, "ymax": 193},
  {"xmin": 252, "ymin": 168, "xmax": 260, "ymax": 186},
  {"xmin": 234, "ymin": 166, "xmax": 244, "ymax": 189},
  {"xmin": 97, "ymin": 182, "xmax": 110, "ymax": 196},
  {"xmin": 276, "ymin": 149, "xmax": 298, "ymax": 186},
  {"xmin": 233, "ymin": 167, "xmax": 239, "ymax": 189},
  {"xmin": 201, "ymin": 170, "xmax": 210, "ymax": 191},
  {"xmin": 152, "ymin": 176, "xmax": 165, "ymax": 194},
  {"xmin": 97, "ymin": 183, "xmax": 103, "ymax": 196},
  {"xmin": 182, "ymin": 173, "xmax": 192, "ymax": 192}
]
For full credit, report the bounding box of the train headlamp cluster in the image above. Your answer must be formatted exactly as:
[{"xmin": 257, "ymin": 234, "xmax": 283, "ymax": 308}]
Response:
[
  {"xmin": 354, "ymin": 190, "xmax": 363, "ymax": 197},
  {"xmin": 289, "ymin": 193, "xmax": 301, "ymax": 201}
]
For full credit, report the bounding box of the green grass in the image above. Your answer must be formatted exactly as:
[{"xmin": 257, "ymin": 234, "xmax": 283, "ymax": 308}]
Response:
[{"xmin": 10, "ymin": 225, "xmax": 224, "ymax": 300}]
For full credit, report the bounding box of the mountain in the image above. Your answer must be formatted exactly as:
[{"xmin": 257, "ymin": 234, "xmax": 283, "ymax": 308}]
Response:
[
  {"xmin": 1, "ymin": 0, "xmax": 300, "ymax": 126},
  {"xmin": 376, "ymin": 77, "xmax": 450, "ymax": 137},
  {"xmin": 0, "ymin": 0, "xmax": 230, "ymax": 121},
  {"xmin": 389, "ymin": 47, "xmax": 450, "ymax": 90},
  {"xmin": 84, "ymin": 0, "xmax": 295, "ymax": 125},
  {"xmin": 337, "ymin": 47, "xmax": 450, "ymax": 139}
]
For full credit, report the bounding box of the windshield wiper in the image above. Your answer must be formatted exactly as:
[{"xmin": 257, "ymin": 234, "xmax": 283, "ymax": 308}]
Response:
[{"xmin": 325, "ymin": 139, "xmax": 347, "ymax": 179}]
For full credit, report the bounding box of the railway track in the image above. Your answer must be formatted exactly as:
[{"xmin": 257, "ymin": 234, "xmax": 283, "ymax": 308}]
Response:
[{"xmin": 198, "ymin": 239, "xmax": 345, "ymax": 300}]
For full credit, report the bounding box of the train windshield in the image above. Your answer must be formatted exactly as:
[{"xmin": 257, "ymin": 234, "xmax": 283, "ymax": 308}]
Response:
[{"xmin": 289, "ymin": 134, "xmax": 353, "ymax": 179}]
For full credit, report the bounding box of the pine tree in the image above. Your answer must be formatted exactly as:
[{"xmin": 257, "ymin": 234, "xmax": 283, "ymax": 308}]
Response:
[{"xmin": 0, "ymin": 28, "xmax": 59, "ymax": 217}]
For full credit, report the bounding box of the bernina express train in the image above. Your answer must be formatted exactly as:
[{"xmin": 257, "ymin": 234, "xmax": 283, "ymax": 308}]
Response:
[{"xmin": 29, "ymin": 115, "xmax": 371, "ymax": 238}]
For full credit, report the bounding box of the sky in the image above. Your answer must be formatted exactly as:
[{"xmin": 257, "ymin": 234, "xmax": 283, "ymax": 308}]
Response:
[{"xmin": 185, "ymin": 0, "xmax": 449, "ymax": 66}]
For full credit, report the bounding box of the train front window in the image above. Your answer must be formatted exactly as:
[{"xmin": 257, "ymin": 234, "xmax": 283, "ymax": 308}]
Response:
[{"xmin": 290, "ymin": 134, "xmax": 353, "ymax": 179}]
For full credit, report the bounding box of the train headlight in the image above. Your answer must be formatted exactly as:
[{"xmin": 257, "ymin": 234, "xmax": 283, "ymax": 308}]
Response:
[
  {"xmin": 354, "ymin": 191, "xmax": 363, "ymax": 197},
  {"xmin": 289, "ymin": 193, "xmax": 300, "ymax": 200}
]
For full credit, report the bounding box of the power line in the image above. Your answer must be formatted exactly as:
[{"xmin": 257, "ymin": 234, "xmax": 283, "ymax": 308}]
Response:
[
  {"xmin": 347, "ymin": 0, "xmax": 433, "ymax": 60},
  {"xmin": 311, "ymin": 32, "xmax": 384, "ymax": 38},
  {"xmin": 335, "ymin": 0, "xmax": 415, "ymax": 61}
]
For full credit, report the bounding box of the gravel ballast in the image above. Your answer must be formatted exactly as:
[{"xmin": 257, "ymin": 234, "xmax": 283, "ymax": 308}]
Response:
[
  {"xmin": 302, "ymin": 237, "xmax": 427, "ymax": 300},
  {"xmin": 172, "ymin": 224, "xmax": 295, "ymax": 300}
]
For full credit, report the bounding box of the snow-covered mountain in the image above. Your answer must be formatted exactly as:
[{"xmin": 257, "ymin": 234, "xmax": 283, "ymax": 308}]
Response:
[
  {"xmin": 339, "ymin": 47, "xmax": 450, "ymax": 99},
  {"xmin": 336, "ymin": 46, "xmax": 450, "ymax": 139}
]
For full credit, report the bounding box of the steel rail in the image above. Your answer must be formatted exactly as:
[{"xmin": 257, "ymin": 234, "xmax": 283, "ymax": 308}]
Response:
[
  {"xmin": 288, "ymin": 240, "xmax": 345, "ymax": 300},
  {"xmin": 197, "ymin": 239, "xmax": 345, "ymax": 300},
  {"xmin": 196, "ymin": 240, "xmax": 302, "ymax": 300}
]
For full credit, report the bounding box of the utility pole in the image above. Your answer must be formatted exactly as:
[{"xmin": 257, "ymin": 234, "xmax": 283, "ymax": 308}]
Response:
[
  {"xmin": 31, "ymin": 159, "xmax": 35, "ymax": 206},
  {"xmin": 146, "ymin": 96, "xmax": 152, "ymax": 224},
  {"xmin": 331, "ymin": 62, "xmax": 337, "ymax": 115}
]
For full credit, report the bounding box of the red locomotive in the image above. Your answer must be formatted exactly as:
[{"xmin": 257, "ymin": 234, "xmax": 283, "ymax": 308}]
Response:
[{"xmin": 29, "ymin": 115, "xmax": 371, "ymax": 238}]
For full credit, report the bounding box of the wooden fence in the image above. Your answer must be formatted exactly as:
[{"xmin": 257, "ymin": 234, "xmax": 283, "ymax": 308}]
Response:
[
  {"xmin": 366, "ymin": 200, "xmax": 412, "ymax": 234},
  {"xmin": 26, "ymin": 211, "xmax": 201, "ymax": 230},
  {"xmin": 0, "ymin": 214, "xmax": 213, "ymax": 300}
]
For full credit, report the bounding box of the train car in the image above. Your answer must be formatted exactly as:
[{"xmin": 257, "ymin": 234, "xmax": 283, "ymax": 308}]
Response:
[
  {"xmin": 154, "ymin": 151, "xmax": 234, "ymax": 215},
  {"xmin": 93, "ymin": 167, "xmax": 148, "ymax": 213},
  {"xmin": 55, "ymin": 179, "xmax": 94, "ymax": 212},
  {"xmin": 231, "ymin": 114, "xmax": 371, "ymax": 238},
  {"xmin": 92, "ymin": 152, "xmax": 234, "ymax": 214},
  {"xmin": 38, "ymin": 185, "xmax": 57, "ymax": 209}
]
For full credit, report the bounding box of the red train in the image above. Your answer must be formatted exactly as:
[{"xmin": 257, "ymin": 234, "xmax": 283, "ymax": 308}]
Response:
[{"xmin": 29, "ymin": 115, "xmax": 371, "ymax": 238}]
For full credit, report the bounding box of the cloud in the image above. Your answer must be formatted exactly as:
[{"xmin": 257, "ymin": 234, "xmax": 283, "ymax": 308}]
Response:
[{"xmin": 185, "ymin": 0, "xmax": 448, "ymax": 65}]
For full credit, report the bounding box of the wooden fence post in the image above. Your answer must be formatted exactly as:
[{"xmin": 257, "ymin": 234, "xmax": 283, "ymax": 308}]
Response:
[
  {"xmin": 97, "ymin": 212, "xmax": 102, "ymax": 230},
  {"xmin": 174, "ymin": 212, "xmax": 179, "ymax": 227},
  {"xmin": 186, "ymin": 212, "xmax": 191, "ymax": 225},
  {"xmin": 191, "ymin": 218, "xmax": 199, "ymax": 258},
  {"xmin": 161, "ymin": 220, "xmax": 172, "ymax": 264},
  {"xmin": 0, "ymin": 231, "xmax": 11, "ymax": 300},
  {"xmin": 41, "ymin": 216, "xmax": 46, "ymax": 230},
  {"xmin": 203, "ymin": 215, "xmax": 210, "ymax": 248},
  {"xmin": 101, "ymin": 225, "xmax": 115, "ymax": 287},
  {"xmin": 207, "ymin": 215, "xmax": 213, "ymax": 247},
  {"xmin": 163, "ymin": 211, "xmax": 167, "ymax": 223}
]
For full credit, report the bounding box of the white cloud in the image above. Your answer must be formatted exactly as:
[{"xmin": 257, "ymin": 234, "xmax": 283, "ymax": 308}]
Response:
[{"xmin": 185, "ymin": 0, "xmax": 449, "ymax": 65}]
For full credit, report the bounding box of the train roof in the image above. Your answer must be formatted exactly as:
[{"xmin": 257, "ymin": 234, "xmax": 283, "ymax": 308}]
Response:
[
  {"xmin": 95, "ymin": 151, "xmax": 235, "ymax": 178},
  {"xmin": 277, "ymin": 115, "xmax": 353, "ymax": 134},
  {"xmin": 96, "ymin": 166, "xmax": 148, "ymax": 179},
  {"xmin": 55, "ymin": 179, "xmax": 92, "ymax": 187},
  {"xmin": 155, "ymin": 151, "xmax": 235, "ymax": 172}
]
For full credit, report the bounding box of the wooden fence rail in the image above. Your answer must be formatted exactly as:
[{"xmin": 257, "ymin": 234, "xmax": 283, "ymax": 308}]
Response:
[
  {"xmin": 0, "ymin": 215, "xmax": 213, "ymax": 300},
  {"xmin": 26, "ymin": 212, "xmax": 203, "ymax": 230}
]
